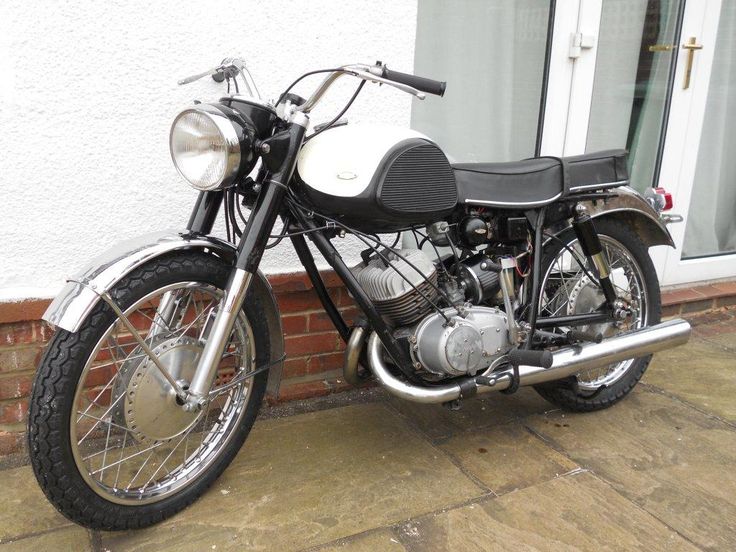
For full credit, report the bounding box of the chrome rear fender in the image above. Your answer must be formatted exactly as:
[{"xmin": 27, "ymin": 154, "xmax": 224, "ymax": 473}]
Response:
[
  {"xmin": 547, "ymin": 186, "xmax": 675, "ymax": 248},
  {"xmin": 43, "ymin": 230, "xmax": 284, "ymax": 399}
]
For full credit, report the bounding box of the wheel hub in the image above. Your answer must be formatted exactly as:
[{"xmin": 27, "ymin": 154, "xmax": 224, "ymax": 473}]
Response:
[{"xmin": 122, "ymin": 336, "xmax": 203, "ymax": 442}]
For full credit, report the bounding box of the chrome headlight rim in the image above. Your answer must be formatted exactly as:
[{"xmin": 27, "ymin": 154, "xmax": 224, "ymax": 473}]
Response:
[{"xmin": 169, "ymin": 104, "xmax": 242, "ymax": 191}]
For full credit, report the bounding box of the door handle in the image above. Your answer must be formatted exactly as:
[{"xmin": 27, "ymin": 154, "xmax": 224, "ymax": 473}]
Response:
[
  {"xmin": 681, "ymin": 37, "xmax": 703, "ymax": 90},
  {"xmin": 648, "ymin": 44, "xmax": 676, "ymax": 52}
]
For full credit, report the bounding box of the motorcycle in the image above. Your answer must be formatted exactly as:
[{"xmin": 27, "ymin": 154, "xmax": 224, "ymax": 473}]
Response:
[{"xmin": 28, "ymin": 58, "xmax": 691, "ymax": 529}]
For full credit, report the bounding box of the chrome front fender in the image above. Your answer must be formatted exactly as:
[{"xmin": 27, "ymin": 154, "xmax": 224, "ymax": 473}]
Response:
[
  {"xmin": 43, "ymin": 230, "xmax": 285, "ymax": 399},
  {"xmin": 547, "ymin": 186, "xmax": 675, "ymax": 247}
]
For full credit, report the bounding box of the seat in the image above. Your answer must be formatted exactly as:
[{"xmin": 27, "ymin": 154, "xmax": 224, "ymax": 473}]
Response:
[{"xmin": 453, "ymin": 149, "xmax": 629, "ymax": 209}]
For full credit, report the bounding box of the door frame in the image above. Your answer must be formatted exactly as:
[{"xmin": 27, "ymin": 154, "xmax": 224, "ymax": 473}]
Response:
[{"xmin": 659, "ymin": 0, "xmax": 736, "ymax": 285}]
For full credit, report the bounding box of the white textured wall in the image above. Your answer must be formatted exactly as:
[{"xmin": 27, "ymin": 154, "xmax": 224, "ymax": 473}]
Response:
[{"xmin": 0, "ymin": 0, "xmax": 418, "ymax": 300}]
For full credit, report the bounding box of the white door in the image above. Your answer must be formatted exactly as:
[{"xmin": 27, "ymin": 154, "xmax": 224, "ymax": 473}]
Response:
[
  {"xmin": 543, "ymin": 0, "xmax": 735, "ymax": 286},
  {"xmin": 659, "ymin": 0, "xmax": 736, "ymax": 285}
]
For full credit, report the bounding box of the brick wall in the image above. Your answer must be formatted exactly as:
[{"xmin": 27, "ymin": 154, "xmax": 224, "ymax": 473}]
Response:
[
  {"xmin": 2, "ymin": 274, "xmax": 735, "ymax": 458},
  {"xmin": 0, "ymin": 270, "xmax": 359, "ymax": 457}
]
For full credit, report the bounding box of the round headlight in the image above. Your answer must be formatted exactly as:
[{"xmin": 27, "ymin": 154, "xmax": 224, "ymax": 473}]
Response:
[{"xmin": 169, "ymin": 105, "xmax": 241, "ymax": 191}]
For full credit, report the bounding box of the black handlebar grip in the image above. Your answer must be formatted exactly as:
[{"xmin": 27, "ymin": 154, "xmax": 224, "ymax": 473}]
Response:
[
  {"xmin": 381, "ymin": 68, "xmax": 446, "ymax": 97},
  {"xmin": 508, "ymin": 349, "xmax": 554, "ymax": 369}
]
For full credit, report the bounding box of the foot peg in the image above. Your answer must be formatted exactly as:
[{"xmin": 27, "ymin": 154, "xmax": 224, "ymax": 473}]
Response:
[{"xmin": 508, "ymin": 348, "xmax": 553, "ymax": 369}]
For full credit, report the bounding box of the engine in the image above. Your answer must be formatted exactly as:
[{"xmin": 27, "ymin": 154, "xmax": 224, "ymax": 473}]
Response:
[
  {"xmin": 352, "ymin": 249, "xmax": 439, "ymax": 326},
  {"xmin": 353, "ymin": 248, "xmax": 513, "ymax": 377}
]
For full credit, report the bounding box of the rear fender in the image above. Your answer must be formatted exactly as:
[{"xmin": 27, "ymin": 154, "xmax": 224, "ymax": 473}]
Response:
[
  {"xmin": 546, "ymin": 186, "xmax": 674, "ymax": 247},
  {"xmin": 43, "ymin": 230, "xmax": 284, "ymax": 400}
]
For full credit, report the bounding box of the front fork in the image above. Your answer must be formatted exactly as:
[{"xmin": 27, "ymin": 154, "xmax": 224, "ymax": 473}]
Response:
[{"xmin": 183, "ymin": 113, "xmax": 309, "ymax": 410}]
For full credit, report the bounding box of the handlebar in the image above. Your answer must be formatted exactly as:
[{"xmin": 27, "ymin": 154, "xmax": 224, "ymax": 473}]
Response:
[{"xmin": 380, "ymin": 68, "xmax": 446, "ymax": 97}]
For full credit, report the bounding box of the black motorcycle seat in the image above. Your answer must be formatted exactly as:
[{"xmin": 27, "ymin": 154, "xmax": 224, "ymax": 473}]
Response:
[{"xmin": 453, "ymin": 149, "xmax": 629, "ymax": 209}]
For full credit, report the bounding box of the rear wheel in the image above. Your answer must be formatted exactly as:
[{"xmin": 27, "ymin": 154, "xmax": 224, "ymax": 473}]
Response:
[
  {"xmin": 28, "ymin": 252, "xmax": 270, "ymax": 529},
  {"xmin": 533, "ymin": 218, "xmax": 661, "ymax": 411}
]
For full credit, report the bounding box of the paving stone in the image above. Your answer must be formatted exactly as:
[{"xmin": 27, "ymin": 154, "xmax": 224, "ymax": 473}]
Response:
[
  {"xmin": 439, "ymin": 422, "xmax": 578, "ymax": 494},
  {"xmin": 101, "ymin": 403, "xmax": 483, "ymax": 552},
  {"xmin": 0, "ymin": 527, "xmax": 92, "ymax": 551},
  {"xmin": 527, "ymin": 389, "xmax": 736, "ymax": 550},
  {"xmin": 645, "ymin": 337, "xmax": 736, "ymax": 421},
  {"xmin": 395, "ymin": 472, "xmax": 697, "ymax": 551},
  {"xmin": 386, "ymin": 387, "xmax": 552, "ymax": 442},
  {"xmin": 315, "ymin": 529, "xmax": 406, "ymax": 551},
  {"xmin": 0, "ymin": 466, "xmax": 71, "ymax": 541}
]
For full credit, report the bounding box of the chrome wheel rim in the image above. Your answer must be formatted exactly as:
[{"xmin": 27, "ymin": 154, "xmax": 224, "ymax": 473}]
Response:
[
  {"xmin": 70, "ymin": 281, "xmax": 255, "ymax": 505},
  {"xmin": 539, "ymin": 235, "xmax": 648, "ymax": 391}
]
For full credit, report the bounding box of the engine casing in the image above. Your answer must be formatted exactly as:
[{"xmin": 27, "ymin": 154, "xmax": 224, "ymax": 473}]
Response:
[
  {"xmin": 295, "ymin": 124, "xmax": 457, "ymax": 232},
  {"xmin": 411, "ymin": 307, "xmax": 512, "ymax": 377},
  {"xmin": 352, "ymin": 249, "xmax": 438, "ymax": 326}
]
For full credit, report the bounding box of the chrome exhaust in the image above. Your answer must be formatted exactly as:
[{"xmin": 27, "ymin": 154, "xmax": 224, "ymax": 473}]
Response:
[
  {"xmin": 367, "ymin": 319, "xmax": 691, "ymax": 404},
  {"xmin": 343, "ymin": 326, "xmax": 367, "ymax": 385}
]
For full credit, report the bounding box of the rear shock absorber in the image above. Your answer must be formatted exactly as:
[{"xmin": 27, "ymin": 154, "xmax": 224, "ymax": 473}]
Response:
[{"xmin": 571, "ymin": 204, "xmax": 617, "ymax": 308}]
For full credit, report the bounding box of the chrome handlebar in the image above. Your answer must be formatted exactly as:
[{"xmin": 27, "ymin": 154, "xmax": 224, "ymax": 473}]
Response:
[
  {"xmin": 295, "ymin": 64, "xmax": 425, "ymax": 113},
  {"xmin": 178, "ymin": 60, "xmax": 426, "ymax": 119}
]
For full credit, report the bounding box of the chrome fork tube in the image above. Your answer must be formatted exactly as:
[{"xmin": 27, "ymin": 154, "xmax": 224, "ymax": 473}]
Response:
[{"xmin": 185, "ymin": 269, "xmax": 253, "ymax": 409}]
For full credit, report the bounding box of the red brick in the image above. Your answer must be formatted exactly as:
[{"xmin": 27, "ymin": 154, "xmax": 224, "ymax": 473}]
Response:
[
  {"xmin": 277, "ymin": 290, "xmax": 323, "ymax": 313},
  {"xmin": 712, "ymin": 281, "xmax": 736, "ymax": 296},
  {"xmin": 661, "ymin": 288, "xmax": 704, "ymax": 306},
  {"xmin": 308, "ymin": 307, "xmax": 362, "ymax": 333},
  {"xmin": 0, "ymin": 321, "xmax": 37, "ymax": 346},
  {"xmin": 282, "ymin": 314, "xmax": 308, "ymax": 336},
  {"xmin": 0, "ymin": 299, "xmax": 51, "ymax": 324},
  {"xmin": 661, "ymin": 304, "xmax": 681, "ymax": 318},
  {"xmin": 268, "ymin": 272, "xmax": 313, "ymax": 294},
  {"xmin": 0, "ymin": 374, "xmax": 33, "ymax": 400},
  {"xmin": 285, "ymin": 333, "xmax": 339, "ymax": 356},
  {"xmin": 0, "ymin": 400, "xmax": 28, "ymax": 424},
  {"xmin": 0, "ymin": 430, "xmax": 24, "ymax": 456},
  {"xmin": 309, "ymin": 351, "xmax": 344, "ymax": 374},
  {"xmin": 282, "ymin": 357, "xmax": 309, "ymax": 379},
  {"xmin": 0, "ymin": 347, "xmax": 42, "ymax": 374},
  {"xmin": 277, "ymin": 380, "xmax": 331, "ymax": 402},
  {"xmin": 716, "ymin": 295, "xmax": 736, "ymax": 308},
  {"xmin": 681, "ymin": 298, "xmax": 715, "ymax": 315}
]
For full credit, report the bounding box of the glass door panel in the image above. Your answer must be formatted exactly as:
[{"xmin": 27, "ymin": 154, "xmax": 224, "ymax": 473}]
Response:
[
  {"xmin": 585, "ymin": 0, "xmax": 682, "ymax": 192},
  {"xmin": 681, "ymin": 1, "xmax": 736, "ymax": 259},
  {"xmin": 411, "ymin": 0, "xmax": 552, "ymax": 163}
]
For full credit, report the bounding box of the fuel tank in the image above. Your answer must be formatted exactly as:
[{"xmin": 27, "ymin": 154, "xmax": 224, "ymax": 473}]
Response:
[{"xmin": 295, "ymin": 124, "xmax": 457, "ymax": 232}]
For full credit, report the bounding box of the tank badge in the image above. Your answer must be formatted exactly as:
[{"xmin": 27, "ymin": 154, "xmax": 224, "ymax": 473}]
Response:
[{"xmin": 337, "ymin": 171, "xmax": 358, "ymax": 180}]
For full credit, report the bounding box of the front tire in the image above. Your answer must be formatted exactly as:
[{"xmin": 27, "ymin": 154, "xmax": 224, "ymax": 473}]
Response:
[
  {"xmin": 28, "ymin": 252, "xmax": 270, "ymax": 530},
  {"xmin": 533, "ymin": 218, "xmax": 661, "ymax": 412}
]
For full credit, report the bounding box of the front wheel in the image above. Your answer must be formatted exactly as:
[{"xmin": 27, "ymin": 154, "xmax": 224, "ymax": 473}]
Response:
[
  {"xmin": 533, "ymin": 218, "xmax": 661, "ymax": 411},
  {"xmin": 28, "ymin": 252, "xmax": 270, "ymax": 530}
]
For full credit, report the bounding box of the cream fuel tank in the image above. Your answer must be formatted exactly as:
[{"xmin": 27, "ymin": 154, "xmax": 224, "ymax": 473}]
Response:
[{"xmin": 294, "ymin": 124, "xmax": 458, "ymax": 231}]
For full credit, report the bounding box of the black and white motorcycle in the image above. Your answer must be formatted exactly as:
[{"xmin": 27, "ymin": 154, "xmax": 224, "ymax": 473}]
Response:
[{"xmin": 28, "ymin": 58, "xmax": 690, "ymax": 529}]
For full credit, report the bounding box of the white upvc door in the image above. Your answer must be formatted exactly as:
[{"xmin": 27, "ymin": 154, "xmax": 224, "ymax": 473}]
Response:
[
  {"xmin": 542, "ymin": 0, "xmax": 736, "ymax": 286},
  {"xmin": 659, "ymin": 0, "xmax": 736, "ymax": 285}
]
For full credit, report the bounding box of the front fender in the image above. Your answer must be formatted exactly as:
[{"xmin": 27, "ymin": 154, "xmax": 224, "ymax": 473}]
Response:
[
  {"xmin": 43, "ymin": 230, "xmax": 284, "ymax": 399},
  {"xmin": 547, "ymin": 186, "xmax": 675, "ymax": 247}
]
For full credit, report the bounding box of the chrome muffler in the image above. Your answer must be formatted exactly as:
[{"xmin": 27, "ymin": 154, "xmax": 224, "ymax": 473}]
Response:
[{"xmin": 367, "ymin": 319, "xmax": 691, "ymax": 404}]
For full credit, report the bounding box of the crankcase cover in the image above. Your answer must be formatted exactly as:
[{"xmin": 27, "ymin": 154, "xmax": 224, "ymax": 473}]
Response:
[{"xmin": 413, "ymin": 307, "xmax": 511, "ymax": 376}]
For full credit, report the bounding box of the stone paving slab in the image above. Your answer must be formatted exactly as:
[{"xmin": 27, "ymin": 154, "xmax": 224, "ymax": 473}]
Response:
[
  {"xmin": 101, "ymin": 403, "xmax": 483, "ymax": 552},
  {"xmin": 3, "ymin": 316, "xmax": 735, "ymax": 551},
  {"xmin": 527, "ymin": 389, "xmax": 736, "ymax": 550},
  {"xmin": 645, "ymin": 336, "xmax": 736, "ymax": 421},
  {"xmin": 438, "ymin": 422, "xmax": 579, "ymax": 495},
  {"xmin": 392, "ymin": 472, "xmax": 697, "ymax": 551},
  {"xmin": 0, "ymin": 527, "xmax": 93, "ymax": 551},
  {"xmin": 0, "ymin": 464, "xmax": 72, "ymax": 542}
]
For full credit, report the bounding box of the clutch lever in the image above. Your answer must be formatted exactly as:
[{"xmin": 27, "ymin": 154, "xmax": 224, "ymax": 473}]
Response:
[{"xmin": 178, "ymin": 64, "xmax": 226, "ymax": 86}]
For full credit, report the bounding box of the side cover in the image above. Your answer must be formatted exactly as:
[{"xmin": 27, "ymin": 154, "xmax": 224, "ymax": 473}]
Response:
[{"xmin": 43, "ymin": 231, "xmax": 285, "ymax": 399}]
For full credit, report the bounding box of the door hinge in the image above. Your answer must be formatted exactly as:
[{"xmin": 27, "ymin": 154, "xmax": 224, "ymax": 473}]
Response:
[{"xmin": 569, "ymin": 32, "xmax": 595, "ymax": 59}]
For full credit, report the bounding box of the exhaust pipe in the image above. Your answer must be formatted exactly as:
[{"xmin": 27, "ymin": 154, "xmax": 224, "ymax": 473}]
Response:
[{"xmin": 367, "ymin": 319, "xmax": 691, "ymax": 404}]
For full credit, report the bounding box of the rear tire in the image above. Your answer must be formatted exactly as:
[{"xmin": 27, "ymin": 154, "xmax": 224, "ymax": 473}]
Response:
[
  {"xmin": 533, "ymin": 218, "xmax": 661, "ymax": 412},
  {"xmin": 28, "ymin": 252, "xmax": 270, "ymax": 530}
]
